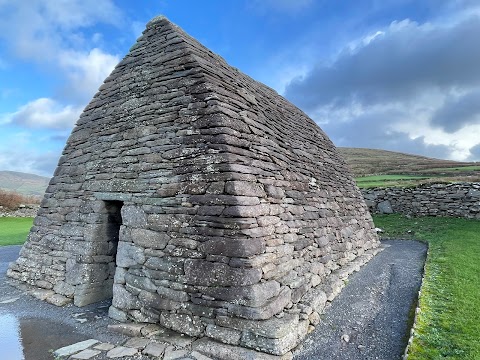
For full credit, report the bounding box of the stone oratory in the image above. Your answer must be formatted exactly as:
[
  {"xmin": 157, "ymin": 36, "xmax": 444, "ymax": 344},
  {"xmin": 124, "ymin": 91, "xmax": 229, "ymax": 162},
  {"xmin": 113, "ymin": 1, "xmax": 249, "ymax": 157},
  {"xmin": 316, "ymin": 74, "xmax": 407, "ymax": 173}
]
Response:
[{"xmin": 8, "ymin": 16, "xmax": 380, "ymax": 356}]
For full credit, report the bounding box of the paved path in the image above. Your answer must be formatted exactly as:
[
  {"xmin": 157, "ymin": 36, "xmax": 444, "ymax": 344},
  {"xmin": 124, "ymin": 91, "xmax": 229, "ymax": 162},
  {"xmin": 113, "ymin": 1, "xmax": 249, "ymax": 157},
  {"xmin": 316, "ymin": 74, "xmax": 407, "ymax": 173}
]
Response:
[{"xmin": 294, "ymin": 240, "xmax": 427, "ymax": 360}]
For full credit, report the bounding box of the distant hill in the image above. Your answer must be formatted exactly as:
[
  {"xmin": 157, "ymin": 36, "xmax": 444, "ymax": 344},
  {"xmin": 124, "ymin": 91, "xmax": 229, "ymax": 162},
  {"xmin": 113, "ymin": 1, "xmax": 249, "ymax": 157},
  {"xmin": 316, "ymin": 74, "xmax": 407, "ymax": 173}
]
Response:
[
  {"xmin": 338, "ymin": 147, "xmax": 480, "ymax": 187},
  {"xmin": 338, "ymin": 147, "xmax": 477, "ymax": 177},
  {"xmin": 1, "ymin": 148, "xmax": 479, "ymax": 194},
  {"xmin": 0, "ymin": 171, "xmax": 50, "ymax": 196}
]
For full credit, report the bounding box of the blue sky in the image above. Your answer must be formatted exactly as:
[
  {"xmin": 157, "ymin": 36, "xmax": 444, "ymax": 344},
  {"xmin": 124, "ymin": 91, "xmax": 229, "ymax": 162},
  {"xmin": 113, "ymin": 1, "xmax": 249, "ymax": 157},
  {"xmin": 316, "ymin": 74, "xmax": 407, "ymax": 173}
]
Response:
[{"xmin": 1, "ymin": 0, "xmax": 480, "ymax": 176}]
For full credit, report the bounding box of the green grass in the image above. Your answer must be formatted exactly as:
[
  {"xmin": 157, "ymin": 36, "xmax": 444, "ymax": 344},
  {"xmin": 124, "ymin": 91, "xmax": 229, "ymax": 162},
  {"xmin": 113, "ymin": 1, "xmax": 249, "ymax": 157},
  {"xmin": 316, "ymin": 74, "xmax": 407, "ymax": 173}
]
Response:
[
  {"xmin": 373, "ymin": 215, "xmax": 480, "ymax": 359},
  {"xmin": 0, "ymin": 217, "xmax": 33, "ymax": 246},
  {"xmin": 355, "ymin": 174, "xmax": 431, "ymax": 188}
]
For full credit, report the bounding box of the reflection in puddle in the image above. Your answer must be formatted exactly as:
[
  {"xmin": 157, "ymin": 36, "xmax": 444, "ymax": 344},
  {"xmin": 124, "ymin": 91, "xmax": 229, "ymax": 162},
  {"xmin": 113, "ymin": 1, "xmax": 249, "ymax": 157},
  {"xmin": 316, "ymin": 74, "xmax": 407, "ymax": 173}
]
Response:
[
  {"xmin": 0, "ymin": 315, "xmax": 89, "ymax": 360},
  {"xmin": 0, "ymin": 314, "xmax": 24, "ymax": 360}
]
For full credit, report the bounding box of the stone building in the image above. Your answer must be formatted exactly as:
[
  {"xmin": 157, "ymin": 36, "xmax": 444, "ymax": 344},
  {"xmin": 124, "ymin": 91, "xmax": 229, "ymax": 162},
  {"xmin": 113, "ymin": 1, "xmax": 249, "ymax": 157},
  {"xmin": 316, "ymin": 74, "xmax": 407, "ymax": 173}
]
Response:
[{"xmin": 8, "ymin": 16, "xmax": 379, "ymax": 355}]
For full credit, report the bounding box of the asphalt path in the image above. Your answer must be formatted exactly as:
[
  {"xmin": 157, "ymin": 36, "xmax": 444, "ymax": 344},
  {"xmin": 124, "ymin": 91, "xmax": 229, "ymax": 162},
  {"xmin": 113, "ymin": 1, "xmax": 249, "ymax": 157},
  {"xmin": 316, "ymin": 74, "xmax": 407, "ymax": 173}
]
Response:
[
  {"xmin": 294, "ymin": 240, "xmax": 427, "ymax": 360},
  {"xmin": 0, "ymin": 240, "xmax": 426, "ymax": 360}
]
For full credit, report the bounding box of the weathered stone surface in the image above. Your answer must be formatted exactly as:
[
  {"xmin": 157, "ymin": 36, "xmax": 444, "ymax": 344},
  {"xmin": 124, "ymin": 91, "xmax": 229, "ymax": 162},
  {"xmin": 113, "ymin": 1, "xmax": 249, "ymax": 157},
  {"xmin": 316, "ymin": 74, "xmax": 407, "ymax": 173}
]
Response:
[
  {"xmin": 227, "ymin": 287, "xmax": 292, "ymax": 320},
  {"xmin": 216, "ymin": 313, "xmax": 299, "ymax": 339},
  {"xmin": 160, "ymin": 312, "xmax": 205, "ymax": 337},
  {"xmin": 71, "ymin": 349, "xmax": 101, "ymax": 359},
  {"xmin": 106, "ymin": 346, "xmax": 138, "ymax": 358},
  {"xmin": 131, "ymin": 228, "xmax": 169, "ymax": 249},
  {"xmin": 116, "ymin": 242, "xmax": 146, "ymax": 268},
  {"xmin": 377, "ymin": 200, "xmax": 393, "ymax": 214},
  {"xmin": 205, "ymin": 324, "xmax": 242, "ymax": 345},
  {"xmin": 363, "ymin": 183, "xmax": 480, "ymax": 219},
  {"xmin": 107, "ymin": 323, "xmax": 146, "ymax": 337},
  {"xmin": 46, "ymin": 294, "xmax": 72, "ymax": 306},
  {"xmin": 124, "ymin": 337, "xmax": 150, "ymax": 349},
  {"xmin": 198, "ymin": 238, "xmax": 265, "ymax": 257},
  {"xmin": 138, "ymin": 289, "xmax": 182, "ymax": 311},
  {"xmin": 185, "ymin": 259, "xmax": 262, "ymax": 286},
  {"xmin": 163, "ymin": 346, "xmax": 189, "ymax": 360},
  {"xmin": 240, "ymin": 320, "xmax": 309, "ymax": 355},
  {"xmin": 193, "ymin": 338, "xmax": 289, "ymax": 360},
  {"xmin": 199, "ymin": 280, "xmax": 280, "ymax": 307},
  {"xmin": 108, "ymin": 306, "xmax": 127, "ymax": 322},
  {"xmin": 225, "ymin": 181, "xmax": 266, "ymax": 197},
  {"xmin": 143, "ymin": 342, "xmax": 167, "ymax": 357},
  {"xmin": 9, "ymin": 15, "xmax": 380, "ymax": 357},
  {"xmin": 144, "ymin": 257, "xmax": 184, "ymax": 275},
  {"xmin": 54, "ymin": 339, "xmax": 100, "ymax": 358},
  {"xmin": 93, "ymin": 343, "xmax": 115, "ymax": 351}
]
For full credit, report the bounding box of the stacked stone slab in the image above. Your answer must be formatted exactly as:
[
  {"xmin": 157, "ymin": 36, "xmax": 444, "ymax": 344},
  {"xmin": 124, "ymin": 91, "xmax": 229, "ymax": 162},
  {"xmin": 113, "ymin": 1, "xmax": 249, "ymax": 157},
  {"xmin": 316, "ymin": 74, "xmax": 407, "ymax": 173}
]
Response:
[
  {"xmin": 363, "ymin": 182, "xmax": 480, "ymax": 218},
  {"xmin": 8, "ymin": 16, "xmax": 380, "ymax": 355}
]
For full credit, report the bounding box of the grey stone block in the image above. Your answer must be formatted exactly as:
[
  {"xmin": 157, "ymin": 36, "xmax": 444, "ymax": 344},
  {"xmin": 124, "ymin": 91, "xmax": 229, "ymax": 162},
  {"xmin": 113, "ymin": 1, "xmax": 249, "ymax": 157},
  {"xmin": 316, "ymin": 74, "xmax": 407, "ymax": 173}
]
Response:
[
  {"xmin": 185, "ymin": 259, "xmax": 262, "ymax": 286},
  {"xmin": 227, "ymin": 287, "xmax": 292, "ymax": 320},
  {"xmin": 198, "ymin": 238, "xmax": 265, "ymax": 257},
  {"xmin": 377, "ymin": 200, "xmax": 393, "ymax": 214},
  {"xmin": 160, "ymin": 312, "xmax": 205, "ymax": 337}
]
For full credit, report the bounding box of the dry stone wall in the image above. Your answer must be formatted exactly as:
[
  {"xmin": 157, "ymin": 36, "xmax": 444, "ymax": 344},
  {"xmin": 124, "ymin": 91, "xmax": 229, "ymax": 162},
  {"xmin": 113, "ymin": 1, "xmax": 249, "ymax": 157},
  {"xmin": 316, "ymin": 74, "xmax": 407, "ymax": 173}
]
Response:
[
  {"xmin": 0, "ymin": 204, "xmax": 39, "ymax": 217},
  {"xmin": 8, "ymin": 16, "xmax": 380, "ymax": 356},
  {"xmin": 363, "ymin": 182, "xmax": 480, "ymax": 219}
]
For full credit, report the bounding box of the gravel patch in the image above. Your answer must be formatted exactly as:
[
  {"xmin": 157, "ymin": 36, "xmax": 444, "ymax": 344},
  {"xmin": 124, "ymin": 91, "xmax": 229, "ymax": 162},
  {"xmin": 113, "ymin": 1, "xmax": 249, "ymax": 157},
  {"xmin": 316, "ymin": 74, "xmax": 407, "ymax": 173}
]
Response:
[{"xmin": 294, "ymin": 239, "xmax": 427, "ymax": 360}]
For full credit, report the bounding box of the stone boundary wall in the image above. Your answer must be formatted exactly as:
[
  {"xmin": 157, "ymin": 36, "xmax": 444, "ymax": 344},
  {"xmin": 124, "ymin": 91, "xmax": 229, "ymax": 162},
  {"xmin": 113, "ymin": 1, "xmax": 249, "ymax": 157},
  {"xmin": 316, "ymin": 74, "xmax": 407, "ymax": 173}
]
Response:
[
  {"xmin": 0, "ymin": 205, "xmax": 39, "ymax": 218},
  {"xmin": 362, "ymin": 182, "xmax": 480, "ymax": 219}
]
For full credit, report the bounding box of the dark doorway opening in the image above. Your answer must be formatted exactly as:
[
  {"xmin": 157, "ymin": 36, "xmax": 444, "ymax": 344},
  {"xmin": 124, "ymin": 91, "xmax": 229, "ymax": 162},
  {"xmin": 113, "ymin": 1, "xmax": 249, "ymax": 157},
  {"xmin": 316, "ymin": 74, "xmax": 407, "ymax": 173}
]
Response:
[
  {"xmin": 72, "ymin": 200, "xmax": 124, "ymax": 307},
  {"xmin": 104, "ymin": 200, "xmax": 123, "ymax": 260},
  {"xmin": 103, "ymin": 200, "xmax": 123, "ymax": 292}
]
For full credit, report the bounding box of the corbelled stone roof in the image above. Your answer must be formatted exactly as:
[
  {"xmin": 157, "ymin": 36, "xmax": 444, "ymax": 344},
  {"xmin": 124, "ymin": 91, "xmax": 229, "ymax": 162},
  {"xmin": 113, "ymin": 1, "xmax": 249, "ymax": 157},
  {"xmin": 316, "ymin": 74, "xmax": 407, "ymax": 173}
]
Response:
[{"xmin": 8, "ymin": 16, "xmax": 380, "ymax": 357}]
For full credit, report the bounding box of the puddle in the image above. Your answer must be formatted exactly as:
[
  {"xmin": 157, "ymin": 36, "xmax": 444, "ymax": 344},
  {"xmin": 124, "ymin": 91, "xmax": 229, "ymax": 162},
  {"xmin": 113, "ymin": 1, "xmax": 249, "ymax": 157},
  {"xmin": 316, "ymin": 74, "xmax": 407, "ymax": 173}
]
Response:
[
  {"xmin": 0, "ymin": 314, "xmax": 89, "ymax": 360},
  {"xmin": 0, "ymin": 314, "xmax": 23, "ymax": 359}
]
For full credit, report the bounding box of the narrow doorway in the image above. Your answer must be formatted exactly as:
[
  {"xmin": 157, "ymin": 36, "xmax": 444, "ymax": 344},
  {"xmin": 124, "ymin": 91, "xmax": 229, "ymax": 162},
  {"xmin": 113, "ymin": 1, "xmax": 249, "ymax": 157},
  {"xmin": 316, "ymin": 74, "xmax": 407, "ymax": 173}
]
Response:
[
  {"xmin": 72, "ymin": 200, "xmax": 124, "ymax": 307},
  {"xmin": 103, "ymin": 200, "xmax": 123, "ymax": 297}
]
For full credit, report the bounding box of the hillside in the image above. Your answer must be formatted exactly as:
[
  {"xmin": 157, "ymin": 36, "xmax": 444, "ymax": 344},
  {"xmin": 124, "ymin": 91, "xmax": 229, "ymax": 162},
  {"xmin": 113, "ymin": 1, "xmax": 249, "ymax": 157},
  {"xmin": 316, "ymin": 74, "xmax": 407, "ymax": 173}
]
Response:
[
  {"xmin": 0, "ymin": 171, "xmax": 49, "ymax": 196},
  {"xmin": 338, "ymin": 147, "xmax": 480, "ymax": 187},
  {"xmin": 1, "ymin": 148, "xmax": 479, "ymax": 194}
]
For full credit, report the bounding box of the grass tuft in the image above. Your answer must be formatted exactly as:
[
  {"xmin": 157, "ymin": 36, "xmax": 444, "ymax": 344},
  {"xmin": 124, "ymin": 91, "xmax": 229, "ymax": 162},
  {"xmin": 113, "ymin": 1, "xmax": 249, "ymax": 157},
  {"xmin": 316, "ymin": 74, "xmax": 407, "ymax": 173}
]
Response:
[
  {"xmin": 373, "ymin": 215, "xmax": 480, "ymax": 359},
  {"xmin": 0, "ymin": 217, "xmax": 34, "ymax": 246}
]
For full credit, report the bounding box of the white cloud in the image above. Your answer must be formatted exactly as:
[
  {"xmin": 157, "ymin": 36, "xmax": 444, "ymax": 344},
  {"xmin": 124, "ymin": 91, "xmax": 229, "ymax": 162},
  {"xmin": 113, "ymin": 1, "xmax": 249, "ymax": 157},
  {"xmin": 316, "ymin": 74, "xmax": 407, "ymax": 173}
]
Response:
[
  {"xmin": 59, "ymin": 48, "xmax": 119, "ymax": 100},
  {"xmin": 3, "ymin": 98, "xmax": 82, "ymax": 129},
  {"xmin": 0, "ymin": 0, "xmax": 122, "ymax": 101},
  {"xmin": 0, "ymin": 147, "xmax": 59, "ymax": 177},
  {"xmin": 285, "ymin": 10, "xmax": 480, "ymax": 161}
]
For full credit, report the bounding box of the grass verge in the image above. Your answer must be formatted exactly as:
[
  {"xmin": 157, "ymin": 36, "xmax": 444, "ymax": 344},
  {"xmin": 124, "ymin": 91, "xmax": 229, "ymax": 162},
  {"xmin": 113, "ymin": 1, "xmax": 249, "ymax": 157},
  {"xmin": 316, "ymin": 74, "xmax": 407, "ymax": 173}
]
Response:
[
  {"xmin": 0, "ymin": 217, "xmax": 33, "ymax": 246},
  {"xmin": 373, "ymin": 215, "xmax": 480, "ymax": 359},
  {"xmin": 355, "ymin": 175, "xmax": 430, "ymax": 188}
]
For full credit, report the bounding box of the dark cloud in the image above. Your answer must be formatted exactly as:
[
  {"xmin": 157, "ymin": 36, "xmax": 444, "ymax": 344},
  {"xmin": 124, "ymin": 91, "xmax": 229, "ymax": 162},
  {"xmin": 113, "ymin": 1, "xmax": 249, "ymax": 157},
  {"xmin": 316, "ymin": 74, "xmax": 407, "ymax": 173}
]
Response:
[
  {"xmin": 468, "ymin": 143, "xmax": 480, "ymax": 161},
  {"xmin": 431, "ymin": 89, "xmax": 480, "ymax": 133},
  {"xmin": 322, "ymin": 111, "xmax": 451, "ymax": 159},
  {"xmin": 285, "ymin": 15, "xmax": 480, "ymax": 111}
]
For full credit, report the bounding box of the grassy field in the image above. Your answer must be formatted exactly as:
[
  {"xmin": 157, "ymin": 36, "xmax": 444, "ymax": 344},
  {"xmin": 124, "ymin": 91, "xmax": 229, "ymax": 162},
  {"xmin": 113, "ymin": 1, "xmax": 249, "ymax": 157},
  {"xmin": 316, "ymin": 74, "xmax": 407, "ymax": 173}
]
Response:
[
  {"xmin": 338, "ymin": 147, "xmax": 476, "ymax": 177},
  {"xmin": 373, "ymin": 215, "xmax": 480, "ymax": 360},
  {"xmin": 355, "ymin": 174, "xmax": 430, "ymax": 188},
  {"xmin": 338, "ymin": 147, "xmax": 480, "ymax": 188},
  {"xmin": 0, "ymin": 217, "xmax": 33, "ymax": 246}
]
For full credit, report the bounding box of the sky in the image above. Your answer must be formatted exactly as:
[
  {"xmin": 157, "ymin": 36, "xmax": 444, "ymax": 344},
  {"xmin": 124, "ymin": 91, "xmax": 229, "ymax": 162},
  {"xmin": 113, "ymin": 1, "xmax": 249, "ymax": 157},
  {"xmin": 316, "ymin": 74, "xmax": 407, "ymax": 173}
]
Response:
[{"xmin": 1, "ymin": 0, "xmax": 480, "ymax": 177}]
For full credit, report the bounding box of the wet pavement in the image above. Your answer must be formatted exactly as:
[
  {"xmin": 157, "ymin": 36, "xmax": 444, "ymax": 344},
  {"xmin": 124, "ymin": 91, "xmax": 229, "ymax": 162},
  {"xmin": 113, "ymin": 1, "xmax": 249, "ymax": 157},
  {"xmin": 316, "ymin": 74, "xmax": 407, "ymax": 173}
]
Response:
[{"xmin": 0, "ymin": 245, "xmax": 130, "ymax": 360}]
